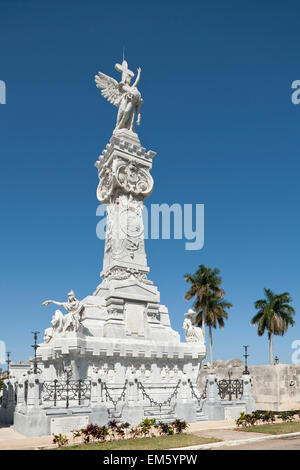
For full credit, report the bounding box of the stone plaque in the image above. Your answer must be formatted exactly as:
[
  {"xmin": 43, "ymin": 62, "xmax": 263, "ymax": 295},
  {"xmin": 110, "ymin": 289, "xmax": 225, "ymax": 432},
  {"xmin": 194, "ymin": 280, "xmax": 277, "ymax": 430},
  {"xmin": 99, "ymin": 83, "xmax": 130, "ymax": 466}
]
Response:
[
  {"xmin": 125, "ymin": 302, "xmax": 145, "ymax": 336},
  {"xmin": 50, "ymin": 415, "xmax": 89, "ymax": 434},
  {"xmin": 224, "ymin": 405, "xmax": 246, "ymax": 420}
]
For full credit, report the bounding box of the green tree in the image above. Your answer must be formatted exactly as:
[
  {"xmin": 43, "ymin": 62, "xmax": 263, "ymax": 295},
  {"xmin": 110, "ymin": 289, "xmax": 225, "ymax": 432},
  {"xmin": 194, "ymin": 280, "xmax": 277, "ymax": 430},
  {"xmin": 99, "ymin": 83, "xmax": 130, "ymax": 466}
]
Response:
[
  {"xmin": 195, "ymin": 295, "xmax": 232, "ymax": 365},
  {"xmin": 184, "ymin": 265, "xmax": 226, "ymax": 346},
  {"xmin": 251, "ymin": 288, "xmax": 295, "ymax": 364}
]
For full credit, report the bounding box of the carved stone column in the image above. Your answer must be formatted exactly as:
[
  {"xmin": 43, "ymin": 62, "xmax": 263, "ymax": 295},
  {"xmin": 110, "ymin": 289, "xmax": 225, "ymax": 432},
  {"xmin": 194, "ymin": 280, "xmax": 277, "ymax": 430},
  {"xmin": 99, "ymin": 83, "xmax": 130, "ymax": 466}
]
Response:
[
  {"xmin": 95, "ymin": 131, "xmax": 155, "ymax": 281},
  {"xmin": 94, "ymin": 131, "xmax": 161, "ymax": 338}
]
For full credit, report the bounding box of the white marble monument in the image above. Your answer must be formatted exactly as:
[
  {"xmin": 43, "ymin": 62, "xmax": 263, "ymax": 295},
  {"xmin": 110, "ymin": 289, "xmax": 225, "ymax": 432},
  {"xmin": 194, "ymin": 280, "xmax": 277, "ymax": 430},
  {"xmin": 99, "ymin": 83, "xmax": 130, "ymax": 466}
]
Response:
[{"xmin": 11, "ymin": 60, "xmax": 206, "ymax": 436}]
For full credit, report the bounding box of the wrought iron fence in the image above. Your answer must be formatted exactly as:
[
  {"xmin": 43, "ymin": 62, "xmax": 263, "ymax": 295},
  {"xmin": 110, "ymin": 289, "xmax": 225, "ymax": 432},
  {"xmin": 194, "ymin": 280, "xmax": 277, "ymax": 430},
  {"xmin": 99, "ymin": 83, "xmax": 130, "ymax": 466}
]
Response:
[
  {"xmin": 217, "ymin": 378, "xmax": 243, "ymax": 401},
  {"xmin": 42, "ymin": 379, "xmax": 91, "ymax": 408}
]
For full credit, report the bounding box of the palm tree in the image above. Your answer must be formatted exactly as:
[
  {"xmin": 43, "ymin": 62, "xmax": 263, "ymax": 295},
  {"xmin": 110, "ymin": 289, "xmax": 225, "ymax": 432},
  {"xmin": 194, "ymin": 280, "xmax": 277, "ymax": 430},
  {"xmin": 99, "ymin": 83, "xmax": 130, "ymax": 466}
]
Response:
[
  {"xmin": 184, "ymin": 265, "xmax": 225, "ymax": 344},
  {"xmin": 194, "ymin": 295, "xmax": 232, "ymax": 365},
  {"xmin": 251, "ymin": 288, "xmax": 295, "ymax": 364}
]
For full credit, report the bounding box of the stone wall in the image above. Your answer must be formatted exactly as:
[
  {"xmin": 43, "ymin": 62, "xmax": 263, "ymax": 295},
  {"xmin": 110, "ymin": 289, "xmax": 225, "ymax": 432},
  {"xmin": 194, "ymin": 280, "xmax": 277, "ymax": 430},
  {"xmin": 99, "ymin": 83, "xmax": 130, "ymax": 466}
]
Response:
[{"xmin": 198, "ymin": 360, "xmax": 300, "ymax": 411}]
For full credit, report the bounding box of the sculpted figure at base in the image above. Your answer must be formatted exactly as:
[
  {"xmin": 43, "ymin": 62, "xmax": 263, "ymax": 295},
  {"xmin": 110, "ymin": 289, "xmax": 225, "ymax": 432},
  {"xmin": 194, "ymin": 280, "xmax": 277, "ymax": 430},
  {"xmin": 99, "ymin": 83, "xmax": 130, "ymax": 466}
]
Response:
[
  {"xmin": 95, "ymin": 60, "xmax": 143, "ymax": 132},
  {"xmin": 43, "ymin": 327, "xmax": 53, "ymax": 343},
  {"xmin": 183, "ymin": 318, "xmax": 204, "ymax": 344},
  {"xmin": 42, "ymin": 290, "xmax": 92, "ymax": 340}
]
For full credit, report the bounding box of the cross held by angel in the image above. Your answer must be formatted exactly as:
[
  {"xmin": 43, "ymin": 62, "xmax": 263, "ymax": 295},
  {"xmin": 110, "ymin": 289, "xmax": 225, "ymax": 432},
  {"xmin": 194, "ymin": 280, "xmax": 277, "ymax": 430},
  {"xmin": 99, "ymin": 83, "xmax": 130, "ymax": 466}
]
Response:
[{"xmin": 95, "ymin": 60, "xmax": 143, "ymax": 133}]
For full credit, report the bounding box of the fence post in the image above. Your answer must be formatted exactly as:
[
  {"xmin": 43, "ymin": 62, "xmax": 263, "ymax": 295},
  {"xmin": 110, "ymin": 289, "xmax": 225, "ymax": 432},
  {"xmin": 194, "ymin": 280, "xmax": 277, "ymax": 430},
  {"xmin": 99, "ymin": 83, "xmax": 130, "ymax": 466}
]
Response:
[
  {"xmin": 90, "ymin": 368, "xmax": 101, "ymax": 407},
  {"xmin": 1, "ymin": 380, "xmax": 8, "ymax": 408},
  {"xmin": 27, "ymin": 374, "xmax": 40, "ymax": 409},
  {"xmin": 127, "ymin": 376, "xmax": 136, "ymax": 406},
  {"xmin": 179, "ymin": 374, "xmax": 188, "ymax": 402},
  {"xmin": 7, "ymin": 379, "xmax": 16, "ymax": 409},
  {"xmin": 16, "ymin": 375, "xmax": 26, "ymax": 410},
  {"xmin": 0, "ymin": 379, "xmax": 16, "ymax": 425},
  {"xmin": 241, "ymin": 374, "xmax": 256, "ymax": 413},
  {"xmin": 206, "ymin": 374, "xmax": 220, "ymax": 403}
]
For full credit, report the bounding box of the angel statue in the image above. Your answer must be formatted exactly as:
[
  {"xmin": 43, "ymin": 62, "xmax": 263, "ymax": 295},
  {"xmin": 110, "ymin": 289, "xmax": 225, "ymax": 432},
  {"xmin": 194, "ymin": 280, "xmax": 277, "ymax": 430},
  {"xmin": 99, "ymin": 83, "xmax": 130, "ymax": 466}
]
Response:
[{"xmin": 95, "ymin": 59, "xmax": 143, "ymax": 133}]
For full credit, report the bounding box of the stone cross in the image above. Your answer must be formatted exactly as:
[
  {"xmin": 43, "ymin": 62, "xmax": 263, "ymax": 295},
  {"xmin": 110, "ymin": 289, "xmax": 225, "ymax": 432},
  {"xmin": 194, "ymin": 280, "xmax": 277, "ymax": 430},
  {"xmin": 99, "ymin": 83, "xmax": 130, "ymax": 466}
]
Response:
[{"xmin": 115, "ymin": 59, "xmax": 134, "ymax": 83}]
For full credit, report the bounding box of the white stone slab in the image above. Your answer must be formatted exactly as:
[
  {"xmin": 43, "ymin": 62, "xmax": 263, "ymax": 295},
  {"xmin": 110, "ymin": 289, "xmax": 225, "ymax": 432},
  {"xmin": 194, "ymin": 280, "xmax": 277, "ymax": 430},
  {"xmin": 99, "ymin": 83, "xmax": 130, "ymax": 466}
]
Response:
[
  {"xmin": 125, "ymin": 302, "xmax": 145, "ymax": 335},
  {"xmin": 50, "ymin": 415, "xmax": 89, "ymax": 434},
  {"xmin": 224, "ymin": 405, "xmax": 246, "ymax": 420}
]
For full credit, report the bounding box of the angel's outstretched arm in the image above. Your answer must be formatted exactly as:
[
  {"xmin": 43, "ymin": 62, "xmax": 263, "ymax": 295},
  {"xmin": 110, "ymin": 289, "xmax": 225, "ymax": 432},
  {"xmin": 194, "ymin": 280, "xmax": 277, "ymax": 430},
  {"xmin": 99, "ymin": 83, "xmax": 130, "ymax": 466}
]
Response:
[
  {"xmin": 133, "ymin": 67, "xmax": 141, "ymax": 88},
  {"xmin": 42, "ymin": 300, "xmax": 65, "ymax": 307}
]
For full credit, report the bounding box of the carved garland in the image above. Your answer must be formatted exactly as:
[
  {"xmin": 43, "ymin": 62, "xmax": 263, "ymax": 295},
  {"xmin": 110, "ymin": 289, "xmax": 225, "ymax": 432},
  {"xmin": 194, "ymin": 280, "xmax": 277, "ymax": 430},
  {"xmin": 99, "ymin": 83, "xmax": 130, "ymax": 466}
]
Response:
[{"xmin": 102, "ymin": 266, "xmax": 151, "ymax": 284}]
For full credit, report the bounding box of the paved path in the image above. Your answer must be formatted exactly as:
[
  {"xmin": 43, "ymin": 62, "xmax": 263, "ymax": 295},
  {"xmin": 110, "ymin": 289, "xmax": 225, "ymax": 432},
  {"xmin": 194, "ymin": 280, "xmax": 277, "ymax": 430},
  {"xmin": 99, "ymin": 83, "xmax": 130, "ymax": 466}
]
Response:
[
  {"xmin": 194, "ymin": 428, "xmax": 269, "ymax": 442},
  {"xmin": 188, "ymin": 420, "xmax": 236, "ymax": 432},
  {"xmin": 0, "ymin": 420, "xmax": 236, "ymax": 450},
  {"xmin": 216, "ymin": 435, "xmax": 300, "ymax": 450},
  {"xmin": 0, "ymin": 426, "xmax": 56, "ymax": 450},
  {"xmin": 0, "ymin": 420, "xmax": 296, "ymax": 451}
]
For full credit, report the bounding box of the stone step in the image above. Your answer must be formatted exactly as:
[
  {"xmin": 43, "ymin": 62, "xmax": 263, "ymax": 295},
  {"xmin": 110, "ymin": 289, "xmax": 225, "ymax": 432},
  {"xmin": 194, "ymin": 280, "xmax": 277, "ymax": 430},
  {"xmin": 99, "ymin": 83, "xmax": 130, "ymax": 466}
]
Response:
[
  {"xmin": 144, "ymin": 416, "xmax": 175, "ymax": 424},
  {"xmin": 145, "ymin": 414, "xmax": 175, "ymax": 419},
  {"xmin": 107, "ymin": 409, "xmax": 122, "ymax": 420},
  {"xmin": 196, "ymin": 411, "xmax": 208, "ymax": 421},
  {"xmin": 144, "ymin": 409, "xmax": 176, "ymax": 423},
  {"xmin": 144, "ymin": 410, "xmax": 175, "ymax": 417},
  {"xmin": 143, "ymin": 406, "xmax": 174, "ymax": 412}
]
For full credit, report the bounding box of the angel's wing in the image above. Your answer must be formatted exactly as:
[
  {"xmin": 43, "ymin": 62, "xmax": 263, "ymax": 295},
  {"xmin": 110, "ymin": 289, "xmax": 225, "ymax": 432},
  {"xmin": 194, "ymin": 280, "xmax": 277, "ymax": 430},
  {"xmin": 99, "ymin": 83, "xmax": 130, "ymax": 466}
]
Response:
[{"xmin": 95, "ymin": 72, "xmax": 121, "ymax": 107}]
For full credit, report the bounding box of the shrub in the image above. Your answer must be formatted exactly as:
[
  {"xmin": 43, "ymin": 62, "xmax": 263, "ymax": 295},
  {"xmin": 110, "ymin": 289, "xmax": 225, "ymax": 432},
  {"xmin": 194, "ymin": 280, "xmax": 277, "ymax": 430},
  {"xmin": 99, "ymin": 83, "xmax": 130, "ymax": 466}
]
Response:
[
  {"xmin": 156, "ymin": 421, "xmax": 174, "ymax": 435},
  {"xmin": 80, "ymin": 424, "xmax": 97, "ymax": 443},
  {"xmin": 236, "ymin": 411, "xmax": 246, "ymax": 427},
  {"xmin": 52, "ymin": 433, "xmax": 69, "ymax": 447},
  {"xmin": 129, "ymin": 426, "xmax": 142, "ymax": 439},
  {"xmin": 252, "ymin": 411, "xmax": 264, "ymax": 422},
  {"xmin": 138, "ymin": 418, "xmax": 156, "ymax": 437},
  {"xmin": 247, "ymin": 413, "xmax": 259, "ymax": 426},
  {"xmin": 108, "ymin": 420, "xmax": 118, "ymax": 431},
  {"xmin": 115, "ymin": 425, "xmax": 125, "ymax": 439},
  {"xmin": 279, "ymin": 411, "xmax": 295, "ymax": 423},
  {"xmin": 235, "ymin": 412, "xmax": 259, "ymax": 427},
  {"xmin": 96, "ymin": 425, "xmax": 110, "ymax": 441},
  {"xmin": 172, "ymin": 419, "xmax": 189, "ymax": 434},
  {"xmin": 107, "ymin": 420, "xmax": 119, "ymax": 439},
  {"xmin": 72, "ymin": 429, "xmax": 82, "ymax": 441},
  {"xmin": 261, "ymin": 410, "xmax": 275, "ymax": 424}
]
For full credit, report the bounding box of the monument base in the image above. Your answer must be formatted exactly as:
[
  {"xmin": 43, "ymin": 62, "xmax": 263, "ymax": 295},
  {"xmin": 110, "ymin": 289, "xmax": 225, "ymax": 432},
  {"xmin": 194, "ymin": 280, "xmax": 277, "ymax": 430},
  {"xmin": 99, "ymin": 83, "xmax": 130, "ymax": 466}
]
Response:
[
  {"xmin": 8, "ymin": 331, "xmax": 205, "ymax": 436},
  {"xmin": 13, "ymin": 406, "xmax": 109, "ymax": 437}
]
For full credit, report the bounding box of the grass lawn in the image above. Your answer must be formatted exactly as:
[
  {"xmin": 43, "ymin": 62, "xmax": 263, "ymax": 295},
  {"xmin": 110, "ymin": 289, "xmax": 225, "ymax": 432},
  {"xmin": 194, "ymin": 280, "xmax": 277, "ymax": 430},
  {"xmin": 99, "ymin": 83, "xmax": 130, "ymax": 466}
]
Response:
[
  {"xmin": 236, "ymin": 421, "xmax": 300, "ymax": 435},
  {"xmin": 60, "ymin": 433, "xmax": 221, "ymax": 450}
]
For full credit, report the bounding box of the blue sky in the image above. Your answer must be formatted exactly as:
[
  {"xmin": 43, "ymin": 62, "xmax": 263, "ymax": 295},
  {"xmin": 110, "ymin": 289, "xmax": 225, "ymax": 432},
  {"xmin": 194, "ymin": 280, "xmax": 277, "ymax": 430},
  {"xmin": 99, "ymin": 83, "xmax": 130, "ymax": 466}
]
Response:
[{"xmin": 0, "ymin": 0, "xmax": 300, "ymax": 366}]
